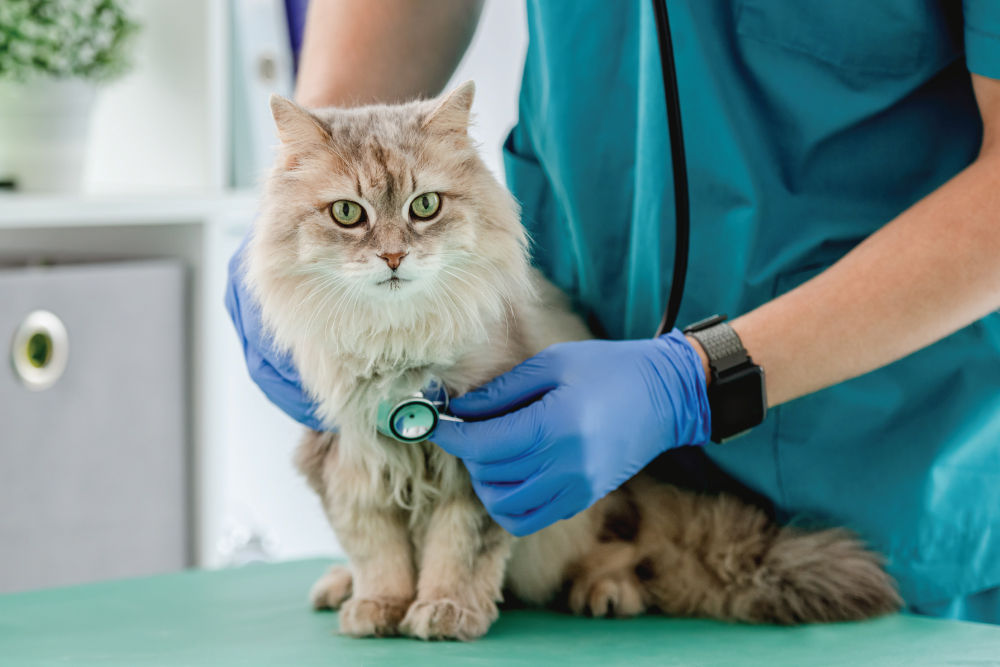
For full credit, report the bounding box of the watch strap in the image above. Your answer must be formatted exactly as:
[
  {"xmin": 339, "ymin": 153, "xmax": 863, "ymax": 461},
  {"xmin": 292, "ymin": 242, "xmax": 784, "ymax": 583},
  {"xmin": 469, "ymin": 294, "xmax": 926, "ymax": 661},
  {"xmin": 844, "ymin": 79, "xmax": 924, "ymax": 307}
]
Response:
[
  {"xmin": 682, "ymin": 315, "xmax": 767, "ymax": 443},
  {"xmin": 686, "ymin": 321, "xmax": 748, "ymax": 377}
]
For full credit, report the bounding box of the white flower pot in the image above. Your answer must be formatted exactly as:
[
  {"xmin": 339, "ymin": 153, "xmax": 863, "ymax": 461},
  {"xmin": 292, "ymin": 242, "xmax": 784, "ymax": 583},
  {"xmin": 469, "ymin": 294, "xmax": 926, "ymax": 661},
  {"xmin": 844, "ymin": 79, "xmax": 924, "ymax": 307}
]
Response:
[{"xmin": 0, "ymin": 79, "xmax": 97, "ymax": 193}]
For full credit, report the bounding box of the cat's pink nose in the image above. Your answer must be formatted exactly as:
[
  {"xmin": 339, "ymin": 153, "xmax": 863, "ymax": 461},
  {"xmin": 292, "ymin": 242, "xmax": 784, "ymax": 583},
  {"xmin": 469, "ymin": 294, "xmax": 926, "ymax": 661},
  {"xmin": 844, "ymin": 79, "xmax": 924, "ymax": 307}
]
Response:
[{"xmin": 378, "ymin": 251, "xmax": 408, "ymax": 270}]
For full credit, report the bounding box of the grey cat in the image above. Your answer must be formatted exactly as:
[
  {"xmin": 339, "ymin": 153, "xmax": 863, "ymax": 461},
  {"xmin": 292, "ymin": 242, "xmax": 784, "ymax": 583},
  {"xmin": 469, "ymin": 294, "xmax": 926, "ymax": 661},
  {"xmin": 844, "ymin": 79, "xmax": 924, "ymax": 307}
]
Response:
[{"xmin": 244, "ymin": 82, "xmax": 901, "ymax": 641}]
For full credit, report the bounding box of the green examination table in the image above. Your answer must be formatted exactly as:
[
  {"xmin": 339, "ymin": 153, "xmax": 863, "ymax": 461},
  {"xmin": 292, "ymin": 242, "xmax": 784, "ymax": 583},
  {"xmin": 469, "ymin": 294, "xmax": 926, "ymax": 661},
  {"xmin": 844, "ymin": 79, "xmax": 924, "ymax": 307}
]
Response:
[{"xmin": 2, "ymin": 560, "xmax": 1000, "ymax": 666}]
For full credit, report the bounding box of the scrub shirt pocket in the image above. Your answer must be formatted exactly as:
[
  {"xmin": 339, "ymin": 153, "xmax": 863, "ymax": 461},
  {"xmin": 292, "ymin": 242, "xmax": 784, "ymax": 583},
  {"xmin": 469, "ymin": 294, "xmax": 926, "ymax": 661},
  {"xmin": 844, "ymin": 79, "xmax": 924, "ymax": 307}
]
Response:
[
  {"xmin": 502, "ymin": 127, "xmax": 578, "ymax": 298},
  {"xmin": 735, "ymin": 0, "xmax": 959, "ymax": 76}
]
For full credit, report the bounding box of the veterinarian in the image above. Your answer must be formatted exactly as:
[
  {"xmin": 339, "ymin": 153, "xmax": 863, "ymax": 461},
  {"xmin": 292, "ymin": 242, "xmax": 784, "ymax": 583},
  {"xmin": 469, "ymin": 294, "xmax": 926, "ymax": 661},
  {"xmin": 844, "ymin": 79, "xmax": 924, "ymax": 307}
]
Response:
[{"xmin": 227, "ymin": 1, "xmax": 1000, "ymax": 623}]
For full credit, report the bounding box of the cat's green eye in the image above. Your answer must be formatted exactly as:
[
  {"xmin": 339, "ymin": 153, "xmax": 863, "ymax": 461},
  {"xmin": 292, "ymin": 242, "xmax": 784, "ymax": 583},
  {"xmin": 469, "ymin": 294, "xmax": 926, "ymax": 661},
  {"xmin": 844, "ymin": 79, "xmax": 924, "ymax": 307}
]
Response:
[
  {"xmin": 330, "ymin": 200, "xmax": 365, "ymax": 226},
  {"xmin": 410, "ymin": 192, "xmax": 441, "ymax": 220}
]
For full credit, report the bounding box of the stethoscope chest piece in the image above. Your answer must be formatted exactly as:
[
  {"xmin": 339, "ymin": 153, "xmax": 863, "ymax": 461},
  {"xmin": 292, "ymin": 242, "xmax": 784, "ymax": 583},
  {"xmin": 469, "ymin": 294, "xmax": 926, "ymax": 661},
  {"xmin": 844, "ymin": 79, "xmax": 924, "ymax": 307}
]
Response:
[
  {"xmin": 377, "ymin": 396, "xmax": 439, "ymax": 443},
  {"xmin": 376, "ymin": 378, "xmax": 451, "ymax": 443}
]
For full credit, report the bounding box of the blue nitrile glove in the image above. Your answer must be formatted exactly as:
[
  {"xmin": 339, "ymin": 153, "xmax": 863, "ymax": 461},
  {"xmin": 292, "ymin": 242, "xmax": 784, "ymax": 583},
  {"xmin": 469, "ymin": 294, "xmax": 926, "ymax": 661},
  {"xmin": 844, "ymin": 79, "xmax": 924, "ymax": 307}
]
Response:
[
  {"xmin": 431, "ymin": 330, "xmax": 711, "ymax": 536},
  {"xmin": 224, "ymin": 235, "xmax": 326, "ymax": 430}
]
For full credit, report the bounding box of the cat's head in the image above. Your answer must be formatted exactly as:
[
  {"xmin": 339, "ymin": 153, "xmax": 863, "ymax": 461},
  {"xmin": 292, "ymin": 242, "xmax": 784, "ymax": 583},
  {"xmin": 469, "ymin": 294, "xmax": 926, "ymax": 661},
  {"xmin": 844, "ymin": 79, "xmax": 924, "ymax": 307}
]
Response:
[{"xmin": 247, "ymin": 82, "xmax": 531, "ymax": 361}]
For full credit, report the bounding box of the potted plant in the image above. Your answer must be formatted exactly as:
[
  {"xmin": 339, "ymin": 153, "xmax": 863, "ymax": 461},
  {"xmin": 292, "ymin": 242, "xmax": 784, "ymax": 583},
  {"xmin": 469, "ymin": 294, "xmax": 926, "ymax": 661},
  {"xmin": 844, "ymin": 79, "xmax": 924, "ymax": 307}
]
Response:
[{"xmin": 0, "ymin": 0, "xmax": 138, "ymax": 192}]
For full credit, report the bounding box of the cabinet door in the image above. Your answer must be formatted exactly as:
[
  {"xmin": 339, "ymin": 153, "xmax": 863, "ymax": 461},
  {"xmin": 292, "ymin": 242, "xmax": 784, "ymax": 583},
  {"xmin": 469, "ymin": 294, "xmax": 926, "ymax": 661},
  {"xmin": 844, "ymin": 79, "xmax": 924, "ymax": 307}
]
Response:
[{"xmin": 0, "ymin": 260, "xmax": 188, "ymax": 592}]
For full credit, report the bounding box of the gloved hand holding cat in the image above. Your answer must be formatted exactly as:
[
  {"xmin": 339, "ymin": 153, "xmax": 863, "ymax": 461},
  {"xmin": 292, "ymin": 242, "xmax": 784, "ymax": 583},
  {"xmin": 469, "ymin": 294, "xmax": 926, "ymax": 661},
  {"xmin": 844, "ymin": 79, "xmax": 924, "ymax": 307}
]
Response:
[
  {"xmin": 431, "ymin": 330, "xmax": 712, "ymax": 536},
  {"xmin": 225, "ymin": 237, "xmax": 325, "ymax": 431}
]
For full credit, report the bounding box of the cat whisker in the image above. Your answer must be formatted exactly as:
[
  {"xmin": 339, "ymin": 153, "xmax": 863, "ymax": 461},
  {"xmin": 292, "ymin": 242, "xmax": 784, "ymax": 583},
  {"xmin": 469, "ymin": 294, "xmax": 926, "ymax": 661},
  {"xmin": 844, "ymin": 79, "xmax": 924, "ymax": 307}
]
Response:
[
  {"xmin": 438, "ymin": 268, "xmax": 498, "ymax": 342},
  {"xmin": 439, "ymin": 279, "xmax": 490, "ymax": 344},
  {"xmin": 441, "ymin": 264, "xmax": 516, "ymax": 342},
  {"xmin": 299, "ymin": 275, "xmax": 350, "ymax": 333}
]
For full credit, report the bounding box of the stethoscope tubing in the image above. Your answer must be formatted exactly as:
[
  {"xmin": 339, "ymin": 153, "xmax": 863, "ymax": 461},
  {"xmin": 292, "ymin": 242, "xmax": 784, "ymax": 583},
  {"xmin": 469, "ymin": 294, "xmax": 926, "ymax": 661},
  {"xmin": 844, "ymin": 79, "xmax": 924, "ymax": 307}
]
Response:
[{"xmin": 651, "ymin": 0, "xmax": 691, "ymax": 337}]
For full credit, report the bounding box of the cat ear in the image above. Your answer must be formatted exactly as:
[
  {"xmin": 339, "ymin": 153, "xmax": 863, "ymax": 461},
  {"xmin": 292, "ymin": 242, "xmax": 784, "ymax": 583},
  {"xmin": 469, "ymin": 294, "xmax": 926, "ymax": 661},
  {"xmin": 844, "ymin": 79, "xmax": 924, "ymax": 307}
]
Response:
[
  {"xmin": 269, "ymin": 94, "xmax": 331, "ymax": 146},
  {"xmin": 423, "ymin": 81, "xmax": 475, "ymax": 134}
]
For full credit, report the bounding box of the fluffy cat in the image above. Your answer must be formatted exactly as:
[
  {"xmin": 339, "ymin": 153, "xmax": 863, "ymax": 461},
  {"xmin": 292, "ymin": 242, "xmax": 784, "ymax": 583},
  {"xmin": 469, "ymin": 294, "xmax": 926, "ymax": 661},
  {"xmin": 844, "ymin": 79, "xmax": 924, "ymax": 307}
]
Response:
[{"xmin": 244, "ymin": 81, "xmax": 901, "ymax": 641}]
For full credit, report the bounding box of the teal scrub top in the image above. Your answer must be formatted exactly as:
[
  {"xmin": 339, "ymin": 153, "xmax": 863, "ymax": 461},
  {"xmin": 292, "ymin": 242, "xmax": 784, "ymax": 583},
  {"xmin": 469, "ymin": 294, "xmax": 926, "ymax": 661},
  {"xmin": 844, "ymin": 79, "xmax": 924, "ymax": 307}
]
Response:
[{"xmin": 504, "ymin": 0, "xmax": 1000, "ymax": 613}]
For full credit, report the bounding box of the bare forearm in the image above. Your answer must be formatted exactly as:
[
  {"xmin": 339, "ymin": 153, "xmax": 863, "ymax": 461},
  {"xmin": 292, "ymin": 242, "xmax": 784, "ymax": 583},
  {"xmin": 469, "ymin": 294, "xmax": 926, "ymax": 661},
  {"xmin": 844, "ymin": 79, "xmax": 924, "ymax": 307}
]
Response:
[
  {"xmin": 724, "ymin": 150, "xmax": 1000, "ymax": 407},
  {"xmin": 686, "ymin": 75, "xmax": 1000, "ymax": 408},
  {"xmin": 295, "ymin": 0, "xmax": 484, "ymax": 108}
]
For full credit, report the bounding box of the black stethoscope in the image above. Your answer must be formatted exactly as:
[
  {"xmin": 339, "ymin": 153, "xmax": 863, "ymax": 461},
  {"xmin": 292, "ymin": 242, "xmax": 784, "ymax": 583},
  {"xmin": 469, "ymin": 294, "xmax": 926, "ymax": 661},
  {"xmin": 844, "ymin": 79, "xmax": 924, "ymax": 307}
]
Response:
[
  {"xmin": 379, "ymin": 0, "xmax": 689, "ymax": 443},
  {"xmin": 652, "ymin": 0, "xmax": 690, "ymax": 337}
]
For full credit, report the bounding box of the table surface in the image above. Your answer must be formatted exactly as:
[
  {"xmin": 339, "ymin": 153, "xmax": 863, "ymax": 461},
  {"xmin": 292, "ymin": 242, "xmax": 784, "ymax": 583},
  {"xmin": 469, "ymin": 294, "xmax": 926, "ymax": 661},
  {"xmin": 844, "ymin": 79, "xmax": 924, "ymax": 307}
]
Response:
[{"xmin": 2, "ymin": 559, "xmax": 999, "ymax": 666}]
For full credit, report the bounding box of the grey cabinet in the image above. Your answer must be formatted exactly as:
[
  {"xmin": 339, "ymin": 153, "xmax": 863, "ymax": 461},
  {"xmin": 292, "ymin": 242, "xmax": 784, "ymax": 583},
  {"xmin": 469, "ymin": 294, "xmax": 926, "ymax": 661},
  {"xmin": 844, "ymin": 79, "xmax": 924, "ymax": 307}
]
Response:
[{"xmin": 0, "ymin": 260, "xmax": 189, "ymax": 593}]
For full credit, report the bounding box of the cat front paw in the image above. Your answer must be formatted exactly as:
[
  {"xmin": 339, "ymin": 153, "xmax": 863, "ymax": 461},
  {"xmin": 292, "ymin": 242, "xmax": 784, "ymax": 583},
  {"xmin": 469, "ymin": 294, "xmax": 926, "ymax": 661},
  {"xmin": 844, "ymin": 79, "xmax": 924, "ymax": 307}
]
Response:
[
  {"xmin": 338, "ymin": 596, "xmax": 411, "ymax": 637},
  {"xmin": 568, "ymin": 575, "xmax": 645, "ymax": 618},
  {"xmin": 309, "ymin": 564, "xmax": 353, "ymax": 610},
  {"xmin": 400, "ymin": 598, "xmax": 496, "ymax": 641}
]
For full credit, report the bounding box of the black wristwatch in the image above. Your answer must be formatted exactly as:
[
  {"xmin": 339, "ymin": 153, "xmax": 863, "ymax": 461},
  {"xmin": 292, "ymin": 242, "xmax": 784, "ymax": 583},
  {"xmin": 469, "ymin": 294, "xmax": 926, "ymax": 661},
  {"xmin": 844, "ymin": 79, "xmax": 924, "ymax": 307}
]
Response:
[{"xmin": 683, "ymin": 315, "xmax": 767, "ymax": 443}]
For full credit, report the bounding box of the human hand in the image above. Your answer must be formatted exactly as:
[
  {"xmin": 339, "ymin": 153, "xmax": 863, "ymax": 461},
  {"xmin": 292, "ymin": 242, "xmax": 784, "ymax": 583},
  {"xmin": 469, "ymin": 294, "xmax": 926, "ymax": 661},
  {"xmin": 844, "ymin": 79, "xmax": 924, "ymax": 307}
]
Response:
[
  {"xmin": 431, "ymin": 330, "xmax": 711, "ymax": 536},
  {"xmin": 224, "ymin": 234, "xmax": 325, "ymax": 430}
]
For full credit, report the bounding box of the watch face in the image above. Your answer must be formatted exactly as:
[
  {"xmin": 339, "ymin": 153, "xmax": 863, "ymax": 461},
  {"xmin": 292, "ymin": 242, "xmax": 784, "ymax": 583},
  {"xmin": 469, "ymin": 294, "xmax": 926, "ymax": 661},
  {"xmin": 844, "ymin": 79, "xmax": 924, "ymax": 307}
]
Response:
[{"xmin": 708, "ymin": 366, "xmax": 766, "ymax": 441}]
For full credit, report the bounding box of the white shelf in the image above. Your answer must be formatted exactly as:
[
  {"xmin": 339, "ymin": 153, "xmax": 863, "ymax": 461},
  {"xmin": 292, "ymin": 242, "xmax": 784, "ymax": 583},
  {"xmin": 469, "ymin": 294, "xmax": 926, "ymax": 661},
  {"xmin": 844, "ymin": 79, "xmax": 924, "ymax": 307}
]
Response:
[{"xmin": 0, "ymin": 190, "xmax": 259, "ymax": 230}]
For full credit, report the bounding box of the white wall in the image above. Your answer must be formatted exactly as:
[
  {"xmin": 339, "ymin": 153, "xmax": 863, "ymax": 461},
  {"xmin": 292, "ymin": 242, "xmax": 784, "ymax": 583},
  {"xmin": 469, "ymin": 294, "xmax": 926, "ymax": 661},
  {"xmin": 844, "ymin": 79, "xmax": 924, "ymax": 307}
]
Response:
[
  {"xmin": 84, "ymin": 0, "xmax": 218, "ymax": 194},
  {"xmin": 81, "ymin": 0, "xmax": 524, "ymax": 195},
  {"xmin": 204, "ymin": 0, "xmax": 529, "ymax": 567},
  {"xmin": 456, "ymin": 0, "xmax": 528, "ymax": 179}
]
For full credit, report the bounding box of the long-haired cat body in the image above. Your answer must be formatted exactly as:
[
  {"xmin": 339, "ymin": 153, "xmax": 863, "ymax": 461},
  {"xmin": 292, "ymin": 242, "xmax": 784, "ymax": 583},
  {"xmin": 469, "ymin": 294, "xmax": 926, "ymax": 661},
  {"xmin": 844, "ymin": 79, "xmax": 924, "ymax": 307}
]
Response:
[{"xmin": 245, "ymin": 82, "xmax": 901, "ymax": 641}]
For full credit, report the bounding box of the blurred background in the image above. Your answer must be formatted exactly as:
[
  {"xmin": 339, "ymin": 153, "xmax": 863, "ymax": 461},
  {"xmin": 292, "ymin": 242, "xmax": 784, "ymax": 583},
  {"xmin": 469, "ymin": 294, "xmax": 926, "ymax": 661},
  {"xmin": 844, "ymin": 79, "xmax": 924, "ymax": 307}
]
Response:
[{"xmin": 0, "ymin": 0, "xmax": 527, "ymax": 593}]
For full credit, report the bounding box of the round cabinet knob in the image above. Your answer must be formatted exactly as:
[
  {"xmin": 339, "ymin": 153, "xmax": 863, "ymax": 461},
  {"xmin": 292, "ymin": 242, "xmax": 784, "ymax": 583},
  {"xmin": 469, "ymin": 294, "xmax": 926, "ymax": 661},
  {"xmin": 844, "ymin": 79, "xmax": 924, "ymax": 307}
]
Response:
[{"xmin": 10, "ymin": 310, "xmax": 69, "ymax": 391}]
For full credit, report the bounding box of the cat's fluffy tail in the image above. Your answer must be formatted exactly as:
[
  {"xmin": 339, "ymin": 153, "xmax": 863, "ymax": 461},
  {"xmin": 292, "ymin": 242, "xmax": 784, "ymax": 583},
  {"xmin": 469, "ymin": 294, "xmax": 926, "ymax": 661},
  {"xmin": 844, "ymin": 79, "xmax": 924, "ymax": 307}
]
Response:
[{"xmin": 733, "ymin": 526, "xmax": 902, "ymax": 624}]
